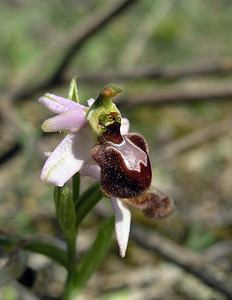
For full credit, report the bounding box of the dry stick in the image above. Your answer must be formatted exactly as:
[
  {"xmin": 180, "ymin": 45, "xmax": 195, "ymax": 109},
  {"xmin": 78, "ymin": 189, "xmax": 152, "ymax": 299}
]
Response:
[
  {"xmin": 6, "ymin": 77, "xmax": 232, "ymax": 109},
  {"xmin": 2, "ymin": 57, "xmax": 232, "ymax": 106},
  {"xmin": 155, "ymin": 116, "xmax": 232, "ymax": 165},
  {"xmin": 0, "ymin": 99, "xmax": 38, "ymax": 164},
  {"xmin": 119, "ymin": 80, "xmax": 232, "ymax": 107},
  {"xmin": 99, "ymin": 265, "xmax": 180, "ymax": 299},
  {"xmin": 15, "ymin": 67, "xmax": 232, "ymax": 107},
  {"xmin": 131, "ymin": 225, "xmax": 232, "ymax": 299},
  {"xmin": 4, "ymin": 58, "xmax": 232, "ymax": 103},
  {"xmin": 7, "ymin": 0, "xmax": 139, "ymax": 102},
  {"xmin": 0, "ymin": 143, "xmax": 21, "ymax": 165},
  {"xmin": 68, "ymin": 59, "xmax": 232, "ymax": 83},
  {"xmin": 203, "ymin": 240, "xmax": 232, "ymax": 263}
]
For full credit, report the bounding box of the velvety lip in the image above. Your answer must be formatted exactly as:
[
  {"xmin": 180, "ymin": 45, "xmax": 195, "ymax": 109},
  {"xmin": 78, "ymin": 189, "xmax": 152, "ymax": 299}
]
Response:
[{"xmin": 92, "ymin": 125, "xmax": 152, "ymax": 198}]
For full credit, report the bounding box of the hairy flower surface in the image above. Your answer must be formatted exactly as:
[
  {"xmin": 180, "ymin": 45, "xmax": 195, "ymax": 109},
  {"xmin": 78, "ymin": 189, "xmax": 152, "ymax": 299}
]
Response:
[
  {"xmin": 39, "ymin": 85, "xmax": 172, "ymax": 257},
  {"xmin": 92, "ymin": 125, "xmax": 152, "ymax": 198}
]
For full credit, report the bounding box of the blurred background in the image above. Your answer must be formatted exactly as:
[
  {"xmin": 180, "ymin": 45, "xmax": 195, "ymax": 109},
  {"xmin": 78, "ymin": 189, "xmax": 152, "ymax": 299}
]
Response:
[{"xmin": 0, "ymin": 0, "xmax": 232, "ymax": 299}]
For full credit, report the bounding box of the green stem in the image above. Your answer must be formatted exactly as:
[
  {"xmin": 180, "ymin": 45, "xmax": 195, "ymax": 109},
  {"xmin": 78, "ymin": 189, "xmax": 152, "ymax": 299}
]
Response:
[
  {"xmin": 72, "ymin": 172, "xmax": 80, "ymax": 204},
  {"xmin": 63, "ymin": 235, "xmax": 77, "ymax": 299},
  {"xmin": 63, "ymin": 172, "xmax": 80, "ymax": 299},
  {"xmin": 64, "ymin": 217, "xmax": 114, "ymax": 299},
  {"xmin": 63, "ymin": 277, "xmax": 73, "ymax": 300},
  {"xmin": 75, "ymin": 184, "xmax": 103, "ymax": 227},
  {"xmin": 67, "ymin": 235, "xmax": 76, "ymax": 276}
]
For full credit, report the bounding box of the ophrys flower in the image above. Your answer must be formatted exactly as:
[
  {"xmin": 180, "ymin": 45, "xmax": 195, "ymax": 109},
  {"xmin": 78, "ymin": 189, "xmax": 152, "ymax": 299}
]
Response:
[{"xmin": 39, "ymin": 84, "xmax": 172, "ymax": 257}]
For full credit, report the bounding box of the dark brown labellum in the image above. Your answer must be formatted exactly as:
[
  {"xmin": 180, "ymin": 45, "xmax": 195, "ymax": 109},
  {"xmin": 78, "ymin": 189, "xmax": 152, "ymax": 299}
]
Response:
[
  {"xmin": 91, "ymin": 122, "xmax": 152, "ymax": 198},
  {"xmin": 125, "ymin": 189, "xmax": 173, "ymax": 219}
]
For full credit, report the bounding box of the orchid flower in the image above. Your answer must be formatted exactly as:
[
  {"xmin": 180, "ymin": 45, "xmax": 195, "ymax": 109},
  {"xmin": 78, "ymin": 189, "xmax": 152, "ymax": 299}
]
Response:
[{"xmin": 39, "ymin": 84, "xmax": 172, "ymax": 257}]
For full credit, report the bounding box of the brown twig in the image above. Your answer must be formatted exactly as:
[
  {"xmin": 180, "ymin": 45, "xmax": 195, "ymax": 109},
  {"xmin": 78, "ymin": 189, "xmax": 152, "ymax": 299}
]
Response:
[
  {"xmin": 68, "ymin": 59, "xmax": 232, "ymax": 83},
  {"xmin": 6, "ymin": 0, "xmax": 139, "ymax": 102},
  {"xmin": 0, "ymin": 142, "xmax": 21, "ymax": 165},
  {"xmin": 7, "ymin": 76, "xmax": 232, "ymax": 108},
  {"xmin": 131, "ymin": 225, "xmax": 232, "ymax": 299},
  {"xmin": 119, "ymin": 80, "xmax": 232, "ymax": 107}
]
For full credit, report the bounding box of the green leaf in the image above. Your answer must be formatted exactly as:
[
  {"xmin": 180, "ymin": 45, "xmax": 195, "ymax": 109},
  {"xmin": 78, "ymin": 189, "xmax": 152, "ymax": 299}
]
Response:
[
  {"xmin": 54, "ymin": 186, "xmax": 77, "ymax": 241},
  {"xmin": 66, "ymin": 217, "xmax": 114, "ymax": 298},
  {"xmin": 68, "ymin": 78, "xmax": 79, "ymax": 102},
  {"xmin": 0, "ymin": 235, "xmax": 67, "ymax": 268},
  {"xmin": 75, "ymin": 183, "xmax": 103, "ymax": 227},
  {"xmin": 24, "ymin": 238, "xmax": 68, "ymax": 268}
]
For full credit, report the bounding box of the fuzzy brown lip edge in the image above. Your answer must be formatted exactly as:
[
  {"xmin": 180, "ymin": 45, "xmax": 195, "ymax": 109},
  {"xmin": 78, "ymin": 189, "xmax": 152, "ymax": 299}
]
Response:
[{"xmin": 124, "ymin": 190, "xmax": 173, "ymax": 219}]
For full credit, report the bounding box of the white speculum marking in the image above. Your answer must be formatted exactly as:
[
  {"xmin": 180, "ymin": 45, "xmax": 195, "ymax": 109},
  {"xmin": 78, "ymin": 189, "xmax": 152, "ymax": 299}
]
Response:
[{"xmin": 108, "ymin": 137, "xmax": 147, "ymax": 172}]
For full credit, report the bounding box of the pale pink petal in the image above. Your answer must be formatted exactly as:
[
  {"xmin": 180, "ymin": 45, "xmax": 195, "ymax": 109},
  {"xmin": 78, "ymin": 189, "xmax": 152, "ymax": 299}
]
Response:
[
  {"xmin": 111, "ymin": 197, "xmax": 131, "ymax": 258},
  {"xmin": 41, "ymin": 128, "xmax": 94, "ymax": 186},
  {"xmin": 41, "ymin": 109, "xmax": 87, "ymax": 132},
  {"xmin": 87, "ymin": 98, "xmax": 95, "ymax": 107},
  {"xmin": 39, "ymin": 93, "xmax": 86, "ymax": 114},
  {"xmin": 80, "ymin": 163, "xmax": 100, "ymax": 180},
  {"xmin": 121, "ymin": 118, "xmax": 130, "ymax": 135}
]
